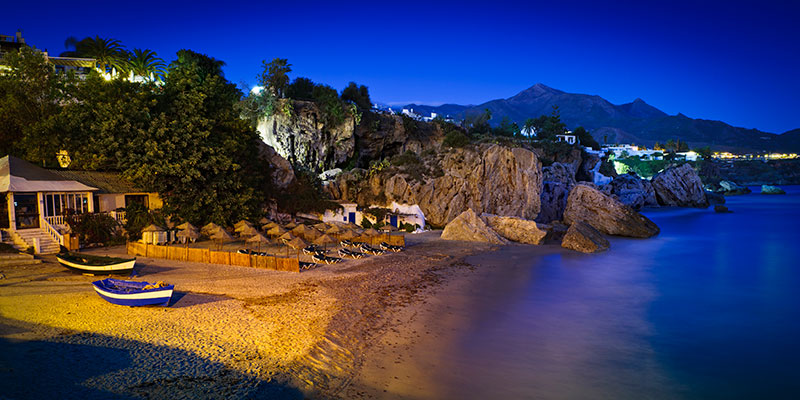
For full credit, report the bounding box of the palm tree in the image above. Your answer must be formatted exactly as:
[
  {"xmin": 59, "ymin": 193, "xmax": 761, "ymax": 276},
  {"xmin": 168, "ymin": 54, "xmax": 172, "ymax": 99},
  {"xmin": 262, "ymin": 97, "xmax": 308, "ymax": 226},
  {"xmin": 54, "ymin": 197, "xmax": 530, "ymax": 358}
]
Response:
[{"xmin": 126, "ymin": 48, "xmax": 166, "ymax": 82}]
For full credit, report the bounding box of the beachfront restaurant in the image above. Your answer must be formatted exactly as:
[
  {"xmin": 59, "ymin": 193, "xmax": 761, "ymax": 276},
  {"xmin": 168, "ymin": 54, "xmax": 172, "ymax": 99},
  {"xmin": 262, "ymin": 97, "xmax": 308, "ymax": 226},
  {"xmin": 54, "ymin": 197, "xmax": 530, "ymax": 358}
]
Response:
[
  {"xmin": 1, "ymin": 155, "xmax": 97, "ymax": 253},
  {"xmin": 1, "ymin": 155, "xmax": 163, "ymax": 253}
]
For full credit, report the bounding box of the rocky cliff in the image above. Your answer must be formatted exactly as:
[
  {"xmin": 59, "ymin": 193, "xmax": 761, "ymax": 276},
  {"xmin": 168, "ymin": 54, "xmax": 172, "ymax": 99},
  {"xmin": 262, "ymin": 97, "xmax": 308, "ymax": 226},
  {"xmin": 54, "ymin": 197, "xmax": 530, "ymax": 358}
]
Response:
[
  {"xmin": 257, "ymin": 100, "xmax": 446, "ymax": 172},
  {"xmin": 327, "ymin": 144, "xmax": 543, "ymax": 227}
]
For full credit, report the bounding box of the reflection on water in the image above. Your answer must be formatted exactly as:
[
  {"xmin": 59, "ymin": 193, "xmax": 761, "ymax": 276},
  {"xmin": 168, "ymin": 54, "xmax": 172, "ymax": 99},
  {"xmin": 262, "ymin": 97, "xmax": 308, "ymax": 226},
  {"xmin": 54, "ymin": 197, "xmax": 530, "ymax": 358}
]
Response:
[{"xmin": 431, "ymin": 187, "xmax": 800, "ymax": 399}]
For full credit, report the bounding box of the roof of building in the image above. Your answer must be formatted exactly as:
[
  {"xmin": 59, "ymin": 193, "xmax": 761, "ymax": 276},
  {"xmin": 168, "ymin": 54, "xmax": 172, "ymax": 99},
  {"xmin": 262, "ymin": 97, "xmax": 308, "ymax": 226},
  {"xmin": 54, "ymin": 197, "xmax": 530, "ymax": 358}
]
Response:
[
  {"xmin": 48, "ymin": 57, "xmax": 96, "ymax": 68},
  {"xmin": 0, "ymin": 155, "xmax": 97, "ymax": 192},
  {"xmin": 47, "ymin": 170, "xmax": 143, "ymax": 194}
]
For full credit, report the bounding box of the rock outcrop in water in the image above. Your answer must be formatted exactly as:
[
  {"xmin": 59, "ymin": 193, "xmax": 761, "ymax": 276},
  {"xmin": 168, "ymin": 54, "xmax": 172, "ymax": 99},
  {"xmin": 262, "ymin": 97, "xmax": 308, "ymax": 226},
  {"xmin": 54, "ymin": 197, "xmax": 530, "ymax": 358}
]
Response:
[
  {"xmin": 564, "ymin": 184, "xmax": 660, "ymax": 238},
  {"xmin": 601, "ymin": 173, "xmax": 658, "ymax": 210},
  {"xmin": 713, "ymin": 180, "xmax": 751, "ymax": 196},
  {"xmin": 328, "ymin": 144, "xmax": 543, "ymax": 227},
  {"xmin": 482, "ymin": 213, "xmax": 549, "ymax": 245},
  {"xmin": 761, "ymin": 185, "xmax": 786, "ymax": 195},
  {"xmin": 651, "ymin": 164, "xmax": 709, "ymax": 208},
  {"xmin": 561, "ymin": 221, "xmax": 610, "ymax": 253},
  {"xmin": 441, "ymin": 209, "xmax": 508, "ymax": 244}
]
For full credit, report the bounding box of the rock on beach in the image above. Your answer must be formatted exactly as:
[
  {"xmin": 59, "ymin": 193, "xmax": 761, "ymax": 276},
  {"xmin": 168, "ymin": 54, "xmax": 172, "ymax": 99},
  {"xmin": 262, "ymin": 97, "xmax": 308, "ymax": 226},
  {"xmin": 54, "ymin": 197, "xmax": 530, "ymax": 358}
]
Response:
[{"xmin": 563, "ymin": 184, "xmax": 660, "ymax": 238}]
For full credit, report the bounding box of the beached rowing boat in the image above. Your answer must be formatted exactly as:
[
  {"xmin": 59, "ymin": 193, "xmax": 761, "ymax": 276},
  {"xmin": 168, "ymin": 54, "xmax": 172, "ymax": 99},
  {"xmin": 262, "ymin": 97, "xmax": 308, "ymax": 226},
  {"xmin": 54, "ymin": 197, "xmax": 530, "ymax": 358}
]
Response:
[
  {"xmin": 56, "ymin": 252, "xmax": 136, "ymax": 275},
  {"xmin": 91, "ymin": 278, "xmax": 174, "ymax": 306}
]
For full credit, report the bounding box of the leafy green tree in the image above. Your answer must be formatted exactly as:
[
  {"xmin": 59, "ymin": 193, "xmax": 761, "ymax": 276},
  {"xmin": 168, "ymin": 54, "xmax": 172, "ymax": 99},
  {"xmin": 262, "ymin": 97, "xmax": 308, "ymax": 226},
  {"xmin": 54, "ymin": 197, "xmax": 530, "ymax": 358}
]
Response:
[
  {"xmin": 341, "ymin": 82, "xmax": 371, "ymax": 109},
  {"xmin": 125, "ymin": 48, "xmax": 166, "ymax": 82},
  {"xmin": 122, "ymin": 50, "xmax": 274, "ymax": 225},
  {"xmin": 313, "ymin": 84, "xmax": 346, "ymax": 126},
  {"xmin": 286, "ymin": 77, "xmax": 315, "ymax": 100},
  {"xmin": 259, "ymin": 58, "xmax": 291, "ymax": 98},
  {"xmin": 493, "ymin": 116, "xmax": 519, "ymax": 137},
  {"xmin": 694, "ymin": 146, "xmax": 712, "ymax": 160},
  {"xmin": 465, "ymin": 108, "xmax": 492, "ymax": 136},
  {"xmin": 537, "ymin": 105, "xmax": 566, "ymax": 140},
  {"xmin": 573, "ymin": 126, "xmax": 600, "ymax": 150},
  {"xmin": 0, "ymin": 47, "xmax": 73, "ymax": 164}
]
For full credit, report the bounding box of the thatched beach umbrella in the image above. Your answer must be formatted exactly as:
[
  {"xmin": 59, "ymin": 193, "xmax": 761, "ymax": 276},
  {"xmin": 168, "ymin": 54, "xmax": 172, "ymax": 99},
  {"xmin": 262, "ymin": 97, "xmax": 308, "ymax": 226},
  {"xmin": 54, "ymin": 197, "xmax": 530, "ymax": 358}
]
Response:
[
  {"xmin": 363, "ymin": 228, "xmax": 380, "ymax": 237},
  {"xmin": 381, "ymin": 224, "xmax": 399, "ymax": 232},
  {"xmin": 235, "ymin": 220, "xmax": 254, "ymax": 229},
  {"xmin": 237, "ymin": 224, "xmax": 259, "ymax": 238},
  {"xmin": 284, "ymin": 236, "xmax": 309, "ymax": 258},
  {"xmin": 326, "ymin": 225, "xmax": 343, "ymax": 235},
  {"xmin": 291, "ymin": 224, "xmax": 311, "ymax": 236},
  {"xmin": 336, "ymin": 229, "xmax": 357, "ymax": 240},
  {"xmin": 302, "ymin": 228, "xmax": 322, "ymax": 242},
  {"xmin": 201, "ymin": 222, "xmax": 223, "ymax": 237},
  {"xmin": 211, "ymin": 229, "xmax": 234, "ymax": 250},
  {"xmin": 176, "ymin": 227, "xmax": 200, "ymax": 245},
  {"xmin": 267, "ymin": 225, "xmax": 288, "ymax": 237},
  {"xmin": 262, "ymin": 221, "xmax": 279, "ymax": 231},
  {"xmin": 259, "ymin": 217, "xmax": 270, "ymax": 225},
  {"xmin": 314, "ymin": 234, "xmax": 338, "ymax": 251},
  {"xmin": 246, "ymin": 232, "xmax": 271, "ymax": 253},
  {"xmin": 313, "ymin": 222, "xmax": 329, "ymax": 231},
  {"xmin": 284, "ymin": 221, "xmax": 298, "ymax": 229},
  {"xmin": 278, "ymin": 232, "xmax": 295, "ymax": 243},
  {"xmin": 176, "ymin": 222, "xmax": 197, "ymax": 231}
]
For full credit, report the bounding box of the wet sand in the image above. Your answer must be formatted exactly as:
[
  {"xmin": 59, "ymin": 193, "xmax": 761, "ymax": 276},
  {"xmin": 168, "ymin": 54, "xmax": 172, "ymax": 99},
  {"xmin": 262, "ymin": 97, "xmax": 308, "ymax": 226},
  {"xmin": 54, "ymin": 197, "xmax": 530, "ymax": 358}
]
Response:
[{"xmin": 0, "ymin": 232, "xmax": 498, "ymax": 399}]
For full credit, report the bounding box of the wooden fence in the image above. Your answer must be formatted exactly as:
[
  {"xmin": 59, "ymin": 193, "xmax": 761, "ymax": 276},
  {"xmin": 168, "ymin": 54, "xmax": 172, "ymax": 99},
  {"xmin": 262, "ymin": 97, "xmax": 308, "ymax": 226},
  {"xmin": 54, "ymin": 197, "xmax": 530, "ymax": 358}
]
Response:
[{"xmin": 127, "ymin": 242, "xmax": 300, "ymax": 272}]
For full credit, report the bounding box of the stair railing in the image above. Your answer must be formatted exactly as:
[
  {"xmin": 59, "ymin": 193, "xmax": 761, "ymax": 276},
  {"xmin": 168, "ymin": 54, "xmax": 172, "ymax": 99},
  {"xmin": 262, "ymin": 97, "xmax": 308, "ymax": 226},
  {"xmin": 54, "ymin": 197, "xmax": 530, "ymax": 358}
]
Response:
[{"xmin": 40, "ymin": 217, "xmax": 65, "ymax": 247}]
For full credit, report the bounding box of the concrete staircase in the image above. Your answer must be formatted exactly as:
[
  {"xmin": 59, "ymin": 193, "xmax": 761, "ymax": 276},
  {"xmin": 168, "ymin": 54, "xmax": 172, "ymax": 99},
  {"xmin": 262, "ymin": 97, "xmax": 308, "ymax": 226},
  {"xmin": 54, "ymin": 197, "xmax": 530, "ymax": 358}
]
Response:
[
  {"xmin": 0, "ymin": 252, "xmax": 42, "ymax": 267},
  {"xmin": 4, "ymin": 229, "xmax": 61, "ymax": 254}
]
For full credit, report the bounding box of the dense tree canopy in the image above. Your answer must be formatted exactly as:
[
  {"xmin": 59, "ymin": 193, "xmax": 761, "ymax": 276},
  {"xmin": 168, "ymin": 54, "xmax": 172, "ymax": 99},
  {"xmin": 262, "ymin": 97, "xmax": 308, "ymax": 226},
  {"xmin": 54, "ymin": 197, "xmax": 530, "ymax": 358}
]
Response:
[
  {"xmin": 1, "ymin": 47, "xmax": 278, "ymax": 226},
  {"xmin": 341, "ymin": 82, "xmax": 372, "ymax": 109}
]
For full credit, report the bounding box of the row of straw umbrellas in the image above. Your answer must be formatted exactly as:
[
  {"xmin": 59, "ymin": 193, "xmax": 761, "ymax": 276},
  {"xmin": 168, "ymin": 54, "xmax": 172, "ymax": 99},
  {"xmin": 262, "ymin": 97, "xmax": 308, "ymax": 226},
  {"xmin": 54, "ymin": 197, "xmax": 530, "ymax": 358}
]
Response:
[{"xmin": 144, "ymin": 217, "xmax": 394, "ymax": 258}]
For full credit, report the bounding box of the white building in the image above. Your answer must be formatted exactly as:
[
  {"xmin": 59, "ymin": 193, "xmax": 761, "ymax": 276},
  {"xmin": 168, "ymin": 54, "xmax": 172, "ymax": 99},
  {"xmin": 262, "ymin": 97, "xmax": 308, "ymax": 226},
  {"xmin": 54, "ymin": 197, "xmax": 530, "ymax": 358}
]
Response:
[
  {"xmin": 556, "ymin": 133, "xmax": 577, "ymax": 145},
  {"xmin": 318, "ymin": 201, "xmax": 426, "ymax": 231},
  {"xmin": 603, "ymin": 144, "xmax": 664, "ymax": 160}
]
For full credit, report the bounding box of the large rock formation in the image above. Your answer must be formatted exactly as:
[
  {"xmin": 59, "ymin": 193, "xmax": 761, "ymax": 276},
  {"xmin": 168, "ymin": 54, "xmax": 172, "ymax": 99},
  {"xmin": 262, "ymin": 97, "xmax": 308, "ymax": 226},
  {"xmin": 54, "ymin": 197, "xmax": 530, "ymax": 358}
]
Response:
[
  {"xmin": 651, "ymin": 164, "xmax": 709, "ymax": 208},
  {"xmin": 536, "ymin": 162, "xmax": 575, "ymax": 223},
  {"xmin": 329, "ymin": 145, "xmax": 543, "ymax": 227},
  {"xmin": 561, "ymin": 221, "xmax": 610, "ymax": 253},
  {"xmin": 482, "ymin": 213, "xmax": 548, "ymax": 245},
  {"xmin": 441, "ymin": 209, "xmax": 508, "ymax": 244},
  {"xmin": 602, "ymin": 173, "xmax": 658, "ymax": 210},
  {"xmin": 257, "ymin": 101, "xmax": 445, "ymax": 172},
  {"xmin": 256, "ymin": 141, "xmax": 295, "ymax": 188},
  {"xmin": 563, "ymin": 184, "xmax": 660, "ymax": 238},
  {"xmin": 257, "ymin": 101, "xmax": 356, "ymax": 172}
]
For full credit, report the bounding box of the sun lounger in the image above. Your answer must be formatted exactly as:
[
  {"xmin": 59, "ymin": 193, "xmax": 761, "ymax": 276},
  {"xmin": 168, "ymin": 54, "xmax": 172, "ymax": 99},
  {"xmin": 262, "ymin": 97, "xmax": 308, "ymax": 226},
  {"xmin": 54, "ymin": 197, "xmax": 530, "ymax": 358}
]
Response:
[
  {"xmin": 359, "ymin": 244, "xmax": 385, "ymax": 255},
  {"xmin": 312, "ymin": 254, "xmax": 342, "ymax": 264},
  {"xmin": 379, "ymin": 242, "xmax": 404, "ymax": 252},
  {"xmin": 300, "ymin": 261, "xmax": 317, "ymax": 270},
  {"xmin": 338, "ymin": 248, "xmax": 366, "ymax": 259}
]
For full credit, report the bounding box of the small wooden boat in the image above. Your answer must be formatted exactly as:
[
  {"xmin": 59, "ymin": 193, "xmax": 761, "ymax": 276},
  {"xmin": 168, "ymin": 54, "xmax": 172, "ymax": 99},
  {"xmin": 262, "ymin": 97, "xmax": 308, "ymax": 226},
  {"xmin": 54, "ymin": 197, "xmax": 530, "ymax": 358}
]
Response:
[
  {"xmin": 56, "ymin": 252, "xmax": 136, "ymax": 275},
  {"xmin": 92, "ymin": 278, "xmax": 174, "ymax": 307}
]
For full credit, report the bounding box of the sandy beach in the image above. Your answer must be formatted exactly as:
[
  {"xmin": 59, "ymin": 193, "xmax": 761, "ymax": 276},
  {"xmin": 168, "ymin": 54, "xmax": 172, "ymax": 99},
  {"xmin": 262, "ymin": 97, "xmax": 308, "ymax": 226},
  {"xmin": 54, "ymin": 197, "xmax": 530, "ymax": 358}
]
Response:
[{"xmin": 0, "ymin": 232, "xmax": 497, "ymax": 399}]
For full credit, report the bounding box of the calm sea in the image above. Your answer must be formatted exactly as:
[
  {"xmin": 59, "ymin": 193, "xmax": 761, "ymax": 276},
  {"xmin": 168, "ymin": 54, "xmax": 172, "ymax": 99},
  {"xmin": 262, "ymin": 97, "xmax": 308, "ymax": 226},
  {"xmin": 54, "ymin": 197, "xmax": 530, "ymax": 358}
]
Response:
[{"xmin": 426, "ymin": 186, "xmax": 800, "ymax": 399}]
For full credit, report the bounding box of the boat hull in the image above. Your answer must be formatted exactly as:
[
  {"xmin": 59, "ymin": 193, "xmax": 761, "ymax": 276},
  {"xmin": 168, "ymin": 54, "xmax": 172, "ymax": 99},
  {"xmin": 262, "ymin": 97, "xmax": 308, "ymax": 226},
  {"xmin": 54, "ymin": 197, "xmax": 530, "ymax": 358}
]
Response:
[
  {"xmin": 57, "ymin": 255, "xmax": 135, "ymax": 275},
  {"xmin": 91, "ymin": 279, "xmax": 174, "ymax": 307}
]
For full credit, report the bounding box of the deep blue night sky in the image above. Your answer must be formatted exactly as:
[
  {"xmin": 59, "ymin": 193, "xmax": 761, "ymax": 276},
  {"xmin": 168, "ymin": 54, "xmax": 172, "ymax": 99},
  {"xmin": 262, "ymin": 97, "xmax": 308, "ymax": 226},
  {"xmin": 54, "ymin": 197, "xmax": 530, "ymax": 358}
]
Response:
[{"xmin": 3, "ymin": 0, "xmax": 798, "ymax": 133}]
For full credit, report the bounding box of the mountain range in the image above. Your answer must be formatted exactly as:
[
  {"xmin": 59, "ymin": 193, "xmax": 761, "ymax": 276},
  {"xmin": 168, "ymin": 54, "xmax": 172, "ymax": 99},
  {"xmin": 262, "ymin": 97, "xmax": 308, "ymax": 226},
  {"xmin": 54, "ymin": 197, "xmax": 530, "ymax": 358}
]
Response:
[{"xmin": 398, "ymin": 84, "xmax": 800, "ymax": 153}]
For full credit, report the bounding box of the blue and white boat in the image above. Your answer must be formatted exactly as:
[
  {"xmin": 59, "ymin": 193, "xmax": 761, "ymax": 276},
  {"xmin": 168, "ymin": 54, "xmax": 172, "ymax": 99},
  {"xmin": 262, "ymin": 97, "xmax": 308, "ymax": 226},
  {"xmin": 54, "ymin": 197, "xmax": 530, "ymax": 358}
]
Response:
[{"xmin": 91, "ymin": 278, "xmax": 174, "ymax": 307}]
